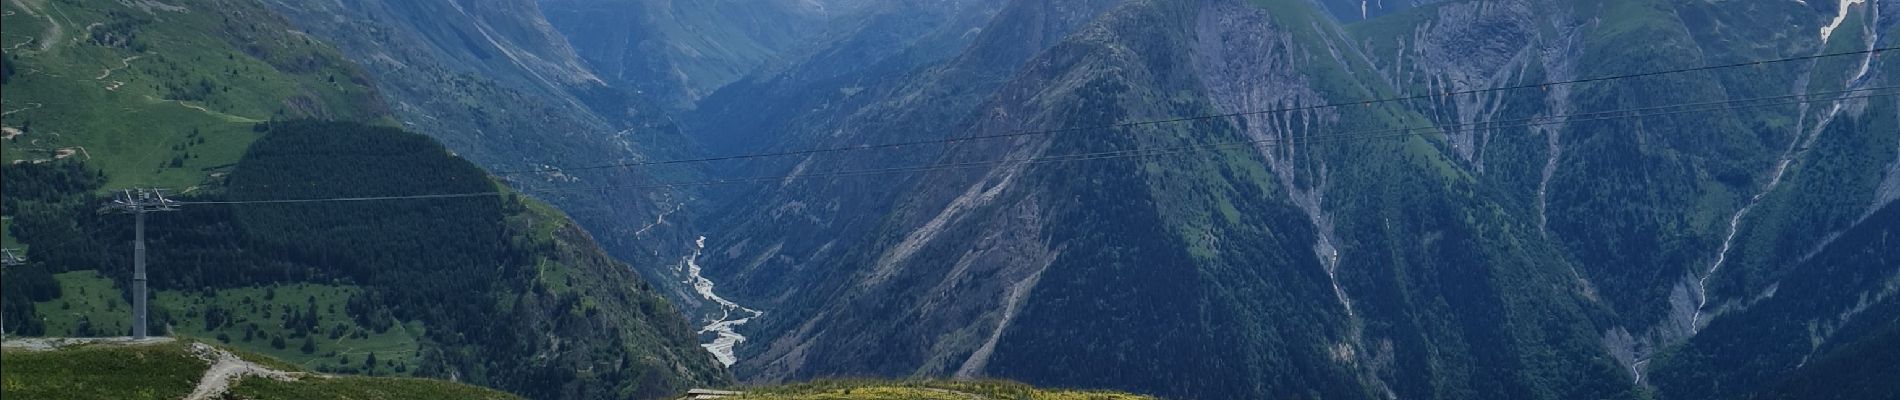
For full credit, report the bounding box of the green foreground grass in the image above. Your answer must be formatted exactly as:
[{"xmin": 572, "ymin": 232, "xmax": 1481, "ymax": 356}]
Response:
[
  {"xmin": 0, "ymin": 341, "xmax": 206, "ymax": 400},
  {"xmin": 0, "ymin": 339, "xmax": 517, "ymax": 400},
  {"xmin": 231, "ymin": 375, "xmax": 519, "ymax": 400},
  {"xmin": 733, "ymin": 380, "xmax": 1156, "ymax": 400}
]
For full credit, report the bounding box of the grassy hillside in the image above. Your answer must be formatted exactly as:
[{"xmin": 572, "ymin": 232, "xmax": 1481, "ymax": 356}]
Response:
[
  {"xmin": 3, "ymin": 120, "xmax": 730, "ymax": 398},
  {"xmin": 0, "ymin": 340, "xmax": 208, "ymax": 400},
  {"xmin": 0, "ymin": 0, "xmax": 386, "ymax": 190},
  {"xmin": 730, "ymin": 380, "xmax": 1154, "ymax": 400},
  {"xmin": 251, "ymin": 0, "xmax": 714, "ymax": 320},
  {"xmin": 0, "ymin": 339, "xmax": 519, "ymax": 400},
  {"xmin": 2, "ymin": 1, "xmax": 730, "ymax": 397}
]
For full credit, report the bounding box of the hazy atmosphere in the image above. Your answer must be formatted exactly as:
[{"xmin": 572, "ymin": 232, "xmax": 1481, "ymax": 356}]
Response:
[{"xmin": 3, "ymin": 0, "xmax": 1897, "ymax": 399}]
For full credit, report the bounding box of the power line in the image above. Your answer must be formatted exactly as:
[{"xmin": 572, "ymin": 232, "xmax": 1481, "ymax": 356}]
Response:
[
  {"xmin": 180, "ymin": 86, "xmax": 1897, "ymax": 206},
  {"xmin": 181, "ymin": 192, "xmax": 501, "ymax": 205},
  {"xmin": 491, "ymin": 47, "xmax": 1897, "ymax": 176},
  {"xmin": 98, "ymin": 188, "xmax": 182, "ymax": 341},
  {"xmin": 550, "ymin": 88, "xmax": 1895, "ymax": 192}
]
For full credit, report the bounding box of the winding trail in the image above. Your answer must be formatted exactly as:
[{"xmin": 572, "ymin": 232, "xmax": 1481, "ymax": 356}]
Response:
[
  {"xmin": 53, "ymin": 146, "xmax": 89, "ymax": 160},
  {"xmin": 680, "ymin": 236, "xmax": 763, "ymax": 366},
  {"xmin": 633, "ymin": 203, "xmax": 682, "ymax": 237},
  {"xmin": 2, "ymin": 102, "xmax": 44, "ymax": 116},
  {"xmin": 96, "ymin": 55, "xmax": 142, "ymax": 80},
  {"xmin": 184, "ymin": 342, "xmax": 305, "ymax": 400},
  {"xmin": 147, "ymin": 96, "xmax": 264, "ymax": 123},
  {"xmin": 96, "ymin": 55, "xmax": 143, "ymax": 91},
  {"xmin": 6, "ymin": 0, "xmax": 62, "ymax": 52},
  {"xmin": 5, "ymin": 36, "xmax": 32, "ymax": 51},
  {"xmin": 0, "ymin": 338, "xmax": 310, "ymax": 400}
]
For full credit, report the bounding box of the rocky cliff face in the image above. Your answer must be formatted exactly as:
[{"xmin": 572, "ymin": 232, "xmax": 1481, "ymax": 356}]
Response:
[
  {"xmin": 678, "ymin": 0, "xmax": 1900, "ymax": 398},
  {"xmin": 679, "ymin": 0, "xmax": 1116, "ymax": 381},
  {"xmin": 538, "ymin": 0, "xmax": 839, "ymax": 109},
  {"xmin": 201, "ymin": 0, "xmax": 1900, "ymax": 398},
  {"xmin": 1354, "ymin": 0, "xmax": 1900, "ymax": 392}
]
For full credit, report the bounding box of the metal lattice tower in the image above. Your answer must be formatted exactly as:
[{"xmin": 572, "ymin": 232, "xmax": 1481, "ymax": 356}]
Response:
[
  {"xmin": 100, "ymin": 189, "xmax": 180, "ymax": 340},
  {"xmin": 1, "ymin": 248, "xmax": 19, "ymax": 340},
  {"xmin": 0, "ymin": 248, "xmax": 23, "ymax": 267}
]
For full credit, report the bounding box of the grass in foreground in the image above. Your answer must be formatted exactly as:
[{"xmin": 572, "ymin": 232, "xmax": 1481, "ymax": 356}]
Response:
[
  {"xmin": 1, "ymin": 339, "xmax": 518, "ymax": 400},
  {"xmin": 230, "ymin": 375, "xmax": 520, "ymax": 400},
  {"xmin": 733, "ymin": 379, "xmax": 1155, "ymax": 400},
  {"xmin": 0, "ymin": 340, "xmax": 206, "ymax": 400}
]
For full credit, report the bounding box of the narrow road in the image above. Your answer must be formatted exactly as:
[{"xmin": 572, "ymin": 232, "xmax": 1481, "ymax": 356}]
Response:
[
  {"xmin": 96, "ymin": 55, "xmax": 142, "ymax": 80},
  {"xmin": 633, "ymin": 203, "xmax": 681, "ymax": 237}
]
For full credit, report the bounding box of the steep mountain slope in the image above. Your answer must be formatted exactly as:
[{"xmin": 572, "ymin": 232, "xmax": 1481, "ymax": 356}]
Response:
[
  {"xmin": 1312, "ymin": 0, "xmax": 1448, "ymax": 23},
  {"xmin": 676, "ymin": 0, "xmax": 1899, "ymax": 398},
  {"xmin": 538, "ymin": 0, "xmax": 850, "ymax": 109},
  {"xmin": 687, "ymin": 0, "xmax": 1013, "ymax": 152},
  {"xmin": 1, "ymin": 1, "xmax": 730, "ymax": 398},
  {"xmin": 683, "ymin": 0, "xmax": 1121, "ymax": 380},
  {"xmin": 1349, "ymin": 0, "xmax": 1898, "ymax": 384},
  {"xmin": 1741, "ymin": 316, "xmax": 1900, "ymax": 400},
  {"xmin": 687, "ymin": 0, "xmax": 1622, "ymax": 398},
  {"xmin": 2, "ymin": 121, "xmax": 730, "ymax": 399},
  {"xmin": 251, "ymin": 0, "xmax": 707, "ymax": 298},
  {"xmin": 1649, "ymin": 201, "xmax": 1900, "ymax": 400}
]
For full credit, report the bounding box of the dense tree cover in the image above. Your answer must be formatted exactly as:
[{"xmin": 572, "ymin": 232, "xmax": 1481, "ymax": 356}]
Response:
[
  {"xmin": 1648, "ymin": 202, "xmax": 1900, "ymax": 400},
  {"xmin": 2, "ymin": 52, "xmax": 14, "ymax": 86},
  {"xmin": 224, "ymin": 119, "xmax": 513, "ymax": 344},
  {"xmin": 1744, "ymin": 320, "xmax": 1900, "ymax": 400},
  {"xmin": 1, "ymin": 161, "xmax": 108, "ymax": 335},
  {"xmin": 1, "ymin": 121, "xmax": 725, "ymax": 399}
]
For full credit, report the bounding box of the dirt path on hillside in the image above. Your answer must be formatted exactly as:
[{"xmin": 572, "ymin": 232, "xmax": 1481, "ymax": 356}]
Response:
[
  {"xmin": 2, "ymin": 102, "xmax": 44, "ymax": 116},
  {"xmin": 633, "ymin": 203, "xmax": 682, "ymax": 237},
  {"xmin": 184, "ymin": 342, "xmax": 306, "ymax": 400},
  {"xmin": 53, "ymin": 146, "xmax": 88, "ymax": 160},
  {"xmin": 95, "ymin": 55, "xmax": 143, "ymax": 91},
  {"xmin": 6, "ymin": 36, "xmax": 33, "ymax": 51},
  {"xmin": 921, "ymin": 388, "xmax": 989, "ymax": 400},
  {"xmin": 0, "ymin": 336, "xmax": 175, "ymax": 351},
  {"xmin": 6, "ymin": 0, "xmax": 63, "ymax": 52},
  {"xmin": 97, "ymin": 55, "xmax": 141, "ymax": 80}
]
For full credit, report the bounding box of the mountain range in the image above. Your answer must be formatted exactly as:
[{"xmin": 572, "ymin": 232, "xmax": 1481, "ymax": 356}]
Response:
[{"xmin": 4, "ymin": 0, "xmax": 1897, "ymax": 399}]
